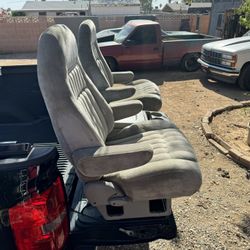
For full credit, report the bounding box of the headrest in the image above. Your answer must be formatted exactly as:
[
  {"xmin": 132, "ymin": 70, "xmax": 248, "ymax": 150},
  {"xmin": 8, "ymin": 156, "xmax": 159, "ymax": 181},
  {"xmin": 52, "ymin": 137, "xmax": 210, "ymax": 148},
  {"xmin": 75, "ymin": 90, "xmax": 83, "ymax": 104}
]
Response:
[
  {"xmin": 38, "ymin": 24, "xmax": 78, "ymax": 71},
  {"xmin": 79, "ymin": 19, "xmax": 97, "ymax": 45}
]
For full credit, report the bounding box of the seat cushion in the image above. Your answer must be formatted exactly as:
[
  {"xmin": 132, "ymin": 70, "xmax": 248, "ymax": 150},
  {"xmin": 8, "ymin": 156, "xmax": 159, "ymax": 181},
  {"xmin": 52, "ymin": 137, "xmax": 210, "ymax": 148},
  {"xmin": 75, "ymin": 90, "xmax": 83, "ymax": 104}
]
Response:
[
  {"xmin": 113, "ymin": 78, "xmax": 162, "ymax": 110},
  {"xmin": 129, "ymin": 79, "xmax": 160, "ymax": 94},
  {"xmin": 104, "ymin": 119, "xmax": 201, "ymax": 200},
  {"xmin": 120, "ymin": 79, "xmax": 162, "ymax": 110}
]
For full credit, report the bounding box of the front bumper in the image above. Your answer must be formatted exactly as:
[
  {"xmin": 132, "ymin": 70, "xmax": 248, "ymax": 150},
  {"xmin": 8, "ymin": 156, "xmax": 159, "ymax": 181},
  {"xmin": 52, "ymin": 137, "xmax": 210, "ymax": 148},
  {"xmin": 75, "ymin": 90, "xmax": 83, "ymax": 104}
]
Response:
[{"xmin": 198, "ymin": 58, "xmax": 239, "ymax": 84}]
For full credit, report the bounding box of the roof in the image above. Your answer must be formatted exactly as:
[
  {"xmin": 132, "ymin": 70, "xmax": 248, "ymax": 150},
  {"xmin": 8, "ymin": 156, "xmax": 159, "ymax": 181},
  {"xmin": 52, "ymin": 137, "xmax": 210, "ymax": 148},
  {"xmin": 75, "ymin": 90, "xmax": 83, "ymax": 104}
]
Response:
[
  {"xmin": 22, "ymin": 1, "xmax": 88, "ymax": 12},
  {"xmin": 91, "ymin": 0, "xmax": 140, "ymax": 5},
  {"xmin": 163, "ymin": 3, "xmax": 188, "ymax": 12},
  {"xmin": 189, "ymin": 3, "xmax": 212, "ymax": 9},
  {"xmin": 21, "ymin": 0, "xmax": 140, "ymax": 11},
  {"xmin": 163, "ymin": 2, "xmax": 211, "ymax": 12}
]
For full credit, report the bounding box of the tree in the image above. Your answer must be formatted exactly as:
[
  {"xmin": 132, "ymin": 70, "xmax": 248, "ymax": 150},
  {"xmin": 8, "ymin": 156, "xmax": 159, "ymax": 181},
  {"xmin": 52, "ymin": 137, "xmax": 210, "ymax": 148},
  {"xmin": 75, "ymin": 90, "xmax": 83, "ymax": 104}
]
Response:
[
  {"xmin": 237, "ymin": 0, "xmax": 250, "ymax": 29},
  {"xmin": 140, "ymin": 0, "xmax": 153, "ymax": 13},
  {"xmin": 12, "ymin": 11, "xmax": 26, "ymax": 16}
]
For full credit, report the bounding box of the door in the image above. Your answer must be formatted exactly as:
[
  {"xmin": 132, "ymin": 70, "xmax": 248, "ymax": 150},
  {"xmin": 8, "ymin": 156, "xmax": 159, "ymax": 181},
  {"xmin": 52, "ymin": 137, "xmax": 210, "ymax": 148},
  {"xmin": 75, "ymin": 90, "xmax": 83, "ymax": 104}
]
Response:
[{"xmin": 119, "ymin": 25, "xmax": 162, "ymax": 69}]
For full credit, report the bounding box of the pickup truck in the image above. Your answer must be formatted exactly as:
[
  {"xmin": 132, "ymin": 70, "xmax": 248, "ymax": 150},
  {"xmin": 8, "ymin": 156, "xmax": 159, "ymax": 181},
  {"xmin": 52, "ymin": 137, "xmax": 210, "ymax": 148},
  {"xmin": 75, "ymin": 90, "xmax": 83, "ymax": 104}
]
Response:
[
  {"xmin": 198, "ymin": 32, "xmax": 250, "ymax": 90},
  {"xmin": 0, "ymin": 64, "xmax": 177, "ymax": 250},
  {"xmin": 98, "ymin": 20, "xmax": 218, "ymax": 72}
]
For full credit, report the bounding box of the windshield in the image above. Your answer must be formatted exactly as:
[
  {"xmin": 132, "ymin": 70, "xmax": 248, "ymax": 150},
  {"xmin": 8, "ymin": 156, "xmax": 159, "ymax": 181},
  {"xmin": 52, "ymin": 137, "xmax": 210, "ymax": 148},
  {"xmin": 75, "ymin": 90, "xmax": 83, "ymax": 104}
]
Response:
[
  {"xmin": 114, "ymin": 24, "xmax": 135, "ymax": 43},
  {"xmin": 243, "ymin": 30, "xmax": 250, "ymax": 36}
]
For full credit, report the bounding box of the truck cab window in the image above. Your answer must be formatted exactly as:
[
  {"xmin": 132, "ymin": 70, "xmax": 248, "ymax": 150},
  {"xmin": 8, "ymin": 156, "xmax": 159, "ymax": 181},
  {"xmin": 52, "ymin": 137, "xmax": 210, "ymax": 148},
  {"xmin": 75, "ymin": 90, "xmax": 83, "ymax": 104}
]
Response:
[{"xmin": 128, "ymin": 26, "xmax": 157, "ymax": 45}]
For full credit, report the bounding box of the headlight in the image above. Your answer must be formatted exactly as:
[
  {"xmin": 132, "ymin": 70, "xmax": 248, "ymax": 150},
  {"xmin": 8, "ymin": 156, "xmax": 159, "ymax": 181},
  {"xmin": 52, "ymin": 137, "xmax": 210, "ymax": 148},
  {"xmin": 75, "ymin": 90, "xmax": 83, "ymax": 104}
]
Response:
[
  {"xmin": 221, "ymin": 60, "xmax": 232, "ymax": 67},
  {"xmin": 222, "ymin": 54, "xmax": 233, "ymax": 60},
  {"xmin": 221, "ymin": 54, "xmax": 237, "ymax": 67}
]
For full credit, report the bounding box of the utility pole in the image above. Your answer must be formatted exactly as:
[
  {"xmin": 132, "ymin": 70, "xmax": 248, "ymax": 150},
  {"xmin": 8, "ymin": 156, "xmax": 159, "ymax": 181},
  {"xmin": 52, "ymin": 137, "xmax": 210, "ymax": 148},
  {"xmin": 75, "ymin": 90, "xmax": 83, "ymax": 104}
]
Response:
[{"xmin": 88, "ymin": 0, "xmax": 91, "ymax": 15}]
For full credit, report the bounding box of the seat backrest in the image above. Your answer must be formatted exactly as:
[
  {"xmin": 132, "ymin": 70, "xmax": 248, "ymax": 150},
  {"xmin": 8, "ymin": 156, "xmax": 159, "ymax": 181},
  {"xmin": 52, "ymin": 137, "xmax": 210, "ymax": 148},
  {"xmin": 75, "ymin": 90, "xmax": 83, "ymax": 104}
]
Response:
[
  {"xmin": 37, "ymin": 24, "xmax": 114, "ymax": 163},
  {"xmin": 78, "ymin": 20, "xmax": 115, "ymax": 91}
]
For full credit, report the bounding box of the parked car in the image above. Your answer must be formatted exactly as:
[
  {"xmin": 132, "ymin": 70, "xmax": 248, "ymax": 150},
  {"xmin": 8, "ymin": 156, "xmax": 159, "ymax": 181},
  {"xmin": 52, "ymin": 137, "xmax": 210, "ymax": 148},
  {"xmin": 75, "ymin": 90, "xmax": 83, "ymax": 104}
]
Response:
[
  {"xmin": 198, "ymin": 32, "xmax": 250, "ymax": 89},
  {"xmin": 98, "ymin": 20, "xmax": 218, "ymax": 72}
]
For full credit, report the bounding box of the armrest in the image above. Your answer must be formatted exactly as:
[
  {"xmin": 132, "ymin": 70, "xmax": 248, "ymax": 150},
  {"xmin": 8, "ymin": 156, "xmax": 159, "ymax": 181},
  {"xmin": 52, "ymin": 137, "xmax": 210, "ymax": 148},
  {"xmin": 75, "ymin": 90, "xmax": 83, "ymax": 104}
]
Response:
[
  {"xmin": 112, "ymin": 71, "xmax": 134, "ymax": 84},
  {"xmin": 72, "ymin": 144, "xmax": 153, "ymax": 177},
  {"xmin": 101, "ymin": 86, "xmax": 136, "ymax": 102},
  {"xmin": 110, "ymin": 100, "xmax": 143, "ymax": 121}
]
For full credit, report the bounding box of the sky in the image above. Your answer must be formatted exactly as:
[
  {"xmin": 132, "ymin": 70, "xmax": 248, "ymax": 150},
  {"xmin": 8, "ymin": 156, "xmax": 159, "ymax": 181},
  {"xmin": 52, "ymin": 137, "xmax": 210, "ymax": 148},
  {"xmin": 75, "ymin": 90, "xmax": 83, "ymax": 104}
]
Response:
[
  {"xmin": 0, "ymin": 0, "xmax": 178, "ymax": 11},
  {"xmin": 0, "ymin": 0, "xmax": 68, "ymax": 10}
]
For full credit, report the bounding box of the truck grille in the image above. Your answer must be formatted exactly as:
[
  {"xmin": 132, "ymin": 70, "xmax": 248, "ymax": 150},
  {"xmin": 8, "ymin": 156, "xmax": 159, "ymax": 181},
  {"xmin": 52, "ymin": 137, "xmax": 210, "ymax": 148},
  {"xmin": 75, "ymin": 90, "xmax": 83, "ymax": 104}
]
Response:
[{"xmin": 201, "ymin": 49, "xmax": 222, "ymax": 66}]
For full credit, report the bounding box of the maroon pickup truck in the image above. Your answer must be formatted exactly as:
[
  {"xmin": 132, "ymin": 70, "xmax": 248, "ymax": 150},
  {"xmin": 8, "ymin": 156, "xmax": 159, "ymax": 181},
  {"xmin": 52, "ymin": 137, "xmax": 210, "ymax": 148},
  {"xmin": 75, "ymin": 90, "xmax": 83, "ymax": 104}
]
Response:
[{"xmin": 99, "ymin": 20, "xmax": 218, "ymax": 71}]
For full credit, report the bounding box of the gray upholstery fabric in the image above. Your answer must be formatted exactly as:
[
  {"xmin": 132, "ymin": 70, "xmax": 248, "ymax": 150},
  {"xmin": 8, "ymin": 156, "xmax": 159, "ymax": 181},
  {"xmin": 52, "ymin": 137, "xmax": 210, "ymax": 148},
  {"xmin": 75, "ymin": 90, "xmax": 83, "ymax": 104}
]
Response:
[
  {"xmin": 37, "ymin": 24, "xmax": 114, "ymax": 163},
  {"xmin": 105, "ymin": 119, "xmax": 201, "ymax": 199},
  {"xmin": 109, "ymin": 100, "xmax": 143, "ymax": 120},
  {"xmin": 37, "ymin": 24, "xmax": 201, "ymax": 201},
  {"xmin": 78, "ymin": 19, "xmax": 162, "ymax": 111}
]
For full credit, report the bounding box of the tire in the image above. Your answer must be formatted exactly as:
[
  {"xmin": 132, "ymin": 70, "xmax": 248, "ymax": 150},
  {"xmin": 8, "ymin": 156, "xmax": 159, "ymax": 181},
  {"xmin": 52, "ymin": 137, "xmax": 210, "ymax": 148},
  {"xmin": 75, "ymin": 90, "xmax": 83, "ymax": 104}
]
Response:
[
  {"xmin": 105, "ymin": 57, "xmax": 117, "ymax": 71},
  {"xmin": 238, "ymin": 64, "xmax": 250, "ymax": 90},
  {"xmin": 181, "ymin": 53, "xmax": 200, "ymax": 72}
]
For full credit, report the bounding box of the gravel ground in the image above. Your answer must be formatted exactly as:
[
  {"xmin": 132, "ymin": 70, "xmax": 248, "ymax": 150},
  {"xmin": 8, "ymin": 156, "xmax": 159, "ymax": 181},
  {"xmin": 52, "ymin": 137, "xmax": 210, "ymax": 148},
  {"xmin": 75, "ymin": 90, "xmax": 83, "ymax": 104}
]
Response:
[{"xmin": 99, "ymin": 69, "xmax": 250, "ymax": 250}]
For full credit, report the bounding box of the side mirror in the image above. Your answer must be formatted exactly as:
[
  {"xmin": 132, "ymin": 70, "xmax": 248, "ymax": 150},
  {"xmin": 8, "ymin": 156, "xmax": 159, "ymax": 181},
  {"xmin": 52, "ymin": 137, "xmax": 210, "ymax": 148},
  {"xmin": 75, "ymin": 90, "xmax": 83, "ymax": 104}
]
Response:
[{"xmin": 123, "ymin": 39, "xmax": 136, "ymax": 47}]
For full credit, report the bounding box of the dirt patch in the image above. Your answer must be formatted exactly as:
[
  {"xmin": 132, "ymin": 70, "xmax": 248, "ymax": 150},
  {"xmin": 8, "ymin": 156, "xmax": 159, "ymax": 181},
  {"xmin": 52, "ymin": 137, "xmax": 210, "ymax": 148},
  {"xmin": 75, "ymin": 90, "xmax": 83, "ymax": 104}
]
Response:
[
  {"xmin": 211, "ymin": 107, "xmax": 250, "ymax": 157},
  {"xmin": 100, "ymin": 70, "xmax": 250, "ymax": 249}
]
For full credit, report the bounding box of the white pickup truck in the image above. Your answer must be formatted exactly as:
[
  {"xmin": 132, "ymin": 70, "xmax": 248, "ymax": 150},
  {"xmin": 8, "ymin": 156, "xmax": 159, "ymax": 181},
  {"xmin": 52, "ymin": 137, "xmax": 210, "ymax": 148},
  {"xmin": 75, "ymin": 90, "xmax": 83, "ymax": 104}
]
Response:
[{"xmin": 198, "ymin": 32, "xmax": 250, "ymax": 90}]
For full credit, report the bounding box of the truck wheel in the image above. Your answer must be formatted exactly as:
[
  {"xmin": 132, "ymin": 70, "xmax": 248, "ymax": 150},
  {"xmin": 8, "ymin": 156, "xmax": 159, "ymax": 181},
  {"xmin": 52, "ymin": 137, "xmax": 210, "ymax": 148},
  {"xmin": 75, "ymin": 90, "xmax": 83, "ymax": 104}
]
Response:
[
  {"xmin": 181, "ymin": 53, "xmax": 200, "ymax": 72},
  {"xmin": 238, "ymin": 64, "xmax": 250, "ymax": 90},
  {"xmin": 105, "ymin": 57, "xmax": 117, "ymax": 71}
]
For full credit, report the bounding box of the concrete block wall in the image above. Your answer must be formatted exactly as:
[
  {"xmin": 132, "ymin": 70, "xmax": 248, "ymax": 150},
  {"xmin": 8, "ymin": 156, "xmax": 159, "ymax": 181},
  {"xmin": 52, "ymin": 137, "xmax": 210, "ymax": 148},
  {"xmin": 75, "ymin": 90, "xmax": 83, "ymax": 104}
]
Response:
[
  {"xmin": 0, "ymin": 17, "xmax": 55, "ymax": 53},
  {"xmin": 98, "ymin": 16, "xmax": 124, "ymax": 31},
  {"xmin": 158, "ymin": 13, "xmax": 192, "ymax": 31}
]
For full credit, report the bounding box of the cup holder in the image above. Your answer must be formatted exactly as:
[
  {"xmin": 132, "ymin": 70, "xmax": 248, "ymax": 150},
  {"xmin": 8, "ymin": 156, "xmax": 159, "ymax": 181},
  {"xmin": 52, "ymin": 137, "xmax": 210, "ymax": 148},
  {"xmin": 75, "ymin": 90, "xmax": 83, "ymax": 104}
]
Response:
[{"xmin": 146, "ymin": 111, "xmax": 168, "ymax": 121}]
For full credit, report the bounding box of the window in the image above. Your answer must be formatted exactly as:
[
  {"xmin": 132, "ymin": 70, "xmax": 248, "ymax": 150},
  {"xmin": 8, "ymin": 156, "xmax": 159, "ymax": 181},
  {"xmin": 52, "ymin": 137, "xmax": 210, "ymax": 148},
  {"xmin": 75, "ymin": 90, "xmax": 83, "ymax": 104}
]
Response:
[
  {"xmin": 115, "ymin": 24, "xmax": 135, "ymax": 43},
  {"xmin": 128, "ymin": 26, "xmax": 157, "ymax": 45},
  {"xmin": 39, "ymin": 12, "xmax": 46, "ymax": 16}
]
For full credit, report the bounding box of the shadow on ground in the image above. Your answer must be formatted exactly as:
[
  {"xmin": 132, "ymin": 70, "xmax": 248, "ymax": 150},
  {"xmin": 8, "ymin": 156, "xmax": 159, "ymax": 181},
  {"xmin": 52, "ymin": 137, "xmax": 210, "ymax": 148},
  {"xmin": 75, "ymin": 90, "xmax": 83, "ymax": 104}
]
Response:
[
  {"xmin": 199, "ymin": 76, "xmax": 250, "ymax": 102},
  {"xmin": 236, "ymin": 215, "xmax": 250, "ymax": 238},
  {"xmin": 134, "ymin": 67, "xmax": 202, "ymax": 85},
  {"xmin": 134, "ymin": 67, "xmax": 250, "ymax": 103}
]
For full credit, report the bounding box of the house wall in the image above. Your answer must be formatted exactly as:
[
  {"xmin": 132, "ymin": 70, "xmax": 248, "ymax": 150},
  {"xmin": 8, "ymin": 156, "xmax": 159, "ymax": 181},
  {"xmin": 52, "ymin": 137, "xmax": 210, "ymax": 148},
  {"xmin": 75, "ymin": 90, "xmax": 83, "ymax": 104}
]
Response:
[
  {"xmin": 25, "ymin": 11, "xmax": 39, "ymax": 17},
  {"xmin": 209, "ymin": 0, "xmax": 242, "ymax": 37},
  {"xmin": 25, "ymin": 11, "xmax": 88, "ymax": 17},
  {"xmin": 189, "ymin": 14, "xmax": 210, "ymax": 34},
  {"xmin": 91, "ymin": 6, "xmax": 140, "ymax": 15},
  {"xmin": 0, "ymin": 14, "xmax": 210, "ymax": 54},
  {"xmin": 25, "ymin": 11, "xmax": 58, "ymax": 17}
]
